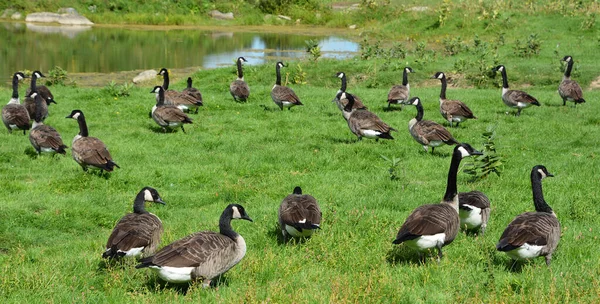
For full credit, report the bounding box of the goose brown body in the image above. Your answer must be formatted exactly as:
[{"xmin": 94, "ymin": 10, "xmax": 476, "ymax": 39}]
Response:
[
  {"xmin": 493, "ymin": 65, "xmax": 540, "ymax": 116},
  {"xmin": 157, "ymin": 68, "xmax": 203, "ymax": 113},
  {"xmin": 151, "ymin": 86, "xmax": 193, "ymax": 133},
  {"xmin": 406, "ymin": 97, "xmax": 458, "ymax": 153},
  {"xmin": 458, "ymin": 190, "xmax": 491, "ymax": 234},
  {"xmin": 230, "ymin": 57, "xmax": 250, "ymax": 102},
  {"xmin": 334, "ymin": 72, "xmax": 367, "ymax": 120},
  {"xmin": 558, "ymin": 56, "xmax": 585, "ymax": 106},
  {"xmin": 433, "ymin": 72, "xmax": 476, "ymax": 127},
  {"xmin": 278, "ymin": 186, "xmax": 322, "ymax": 241},
  {"xmin": 387, "ymin": 67, "xmax": 413, "ymax": 109},
  {"xmin": 271, "ymin": 62, "xmax": 303, "ymax": 110},
  {"xmin": 66, "ymin": 110, "xmax": 119, "ymax": 172},
  {"xmin": 2, "ymin": 72, "xmax": 30, "ymax": 134}
]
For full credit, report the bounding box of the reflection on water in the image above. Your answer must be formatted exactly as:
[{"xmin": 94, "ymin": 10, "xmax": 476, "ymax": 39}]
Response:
[{"xmin": 0, "ymin": 22, "xmax": 358, "ymax": 84}]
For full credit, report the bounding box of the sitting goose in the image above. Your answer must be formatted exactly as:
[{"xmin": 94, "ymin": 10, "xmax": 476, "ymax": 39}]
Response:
[
  {"xmin": 157, "ymin": 68, "xmax": 203, "ymax": 113},
  {"xmin": 493, "ymin": 65, "xmax": 540, "ymax": 116},
  {"xmin": 2, "ymin": 72, "xmax": 30, "ymax": 134},
  {"xmin": 496, "ymin": 165, "xmax": 560, "ymax": 266},
  {"xmin": 432, "ymin": 72, "xmax": 476, "ymax": 127},
  {"xmin": 333, "ymin": 72, "xmax": 367, "ymax": 121},
  {"xmin": 278, "ymin": 186, "xmax": 322, "ymax": 242},
  {"xmin": 341, "ymin": 92, "xmax": 395, "ymax": 141},
  {"xmin": 458, "ymin": 191, "xmax": 491, "ymax": 235},
  {"xmin": 271, "ymin": 62, "xmax": 303, "ymax": 110},
  {"xmin": 182, "ymin": 77, "xmax": 204, "ymax": 112},
  {"xmin": 387, "ymin": 67, "xmax": 413, "ymax": 110},
  {"xmin": 66, "ymin": 110, "xmax": 120, "ymax": 173},
  {"xmin": 103, "ymin": 187, "xmax": 165, "ymax": 259},
  {"xmin": 29, "ymin": 91, "xmax": 67, "ymax": 155},
  {"xmin": 136, "ymin": 204, "xmax": 253, "ymax": 287},
  {"xmin": 558, "ymin": 55, "xmax": 585, "ymax": 106},
  {"xmin": 23, "ymin": 71, "xmax": 52, "ymax": 122},
  {"xmin": 230, "ymin": 57, "xmax": 250, "ymax": 102},
  {"xmin": 405, "ymin": 97, "xmax": 459, "ymax": 154},
  {"xmin": 150, "ymin": 86, "xmax": 193, "ymax": 133},
  {"xmin": 393, "ymin": 143, "xmax": 482, "ymax": 261}
]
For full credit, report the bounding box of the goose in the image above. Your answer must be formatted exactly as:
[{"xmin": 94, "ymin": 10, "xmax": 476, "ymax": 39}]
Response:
[
  {"xmin": 157, "ymin": 68, "xmax": 203, "ymax": 113},
  {"xmin": 405, "ymin": 97, "xmax": 459, "ymax": 154},
  {"xmin": 340, "ymin": 92, "xmax": 395, "ymax": 141},
  {"xmin": 496, "ymin": 165, "xmax": 560, "ymax": 266},
  {"xmin": 26, "ymin": 83, "xmax": 56, "ymax": 106},
  {"xmin": 65, "ymin": 110, "xmax": 120, "ymax": 173},
  {"xmin": 458, "ymin": 190, "xmax": 491, "ymax": 234},
  {"xmin": 103, "ymin": 187, "xmax": 166, "ymax": 259},
  {"xmin": 136, "ymin": 204, "xmax": 252, "ymax": 287},
  {"xmin": 230, "ymin": 57, "xmax": 250, "ymax": 102},
  {"xmin": 2, "ymin": 72, "xmax": 30, "ymax": 134},
  {"xmin": 558, "ymin": 55, "xmax": 585, "ymax": 106},
  {"xmin": 23, "ymin": 71, "xmax": 51, "ymax": 122},
  {"xmin": 333, "ymin": 72, "xmax": 367, "ymax": 121},
  {"xmin": 271, "ymin": 62, "xmax": 303, "ymax": 110},
  {"xmin": 28, "ymin": 92, "xmax": 67, "ymax": 155},
  {"xmin": 182, "ymin": 77, "xmax": 204, "ymax": 112},
  {"xmin": 278, "ymin": 186, "xmax": 322, "ymax": 242},
  {"xmin": 387, "ymin": 67, "xmax": 413, "ymax": 110},
  {"xmin": 150, "ymin": 86, "xmax": 193, "ymax": 133},
  {"xmin": 393, "ymin": 143, "xmax": 482, "ymax": 261},
  {"xmin": 492, "ymin": 65, "xmax": 540, "ymax": 116},
  {"xmin": 432, "ymin": 72, "xmax": 476, "ymax": 127}
]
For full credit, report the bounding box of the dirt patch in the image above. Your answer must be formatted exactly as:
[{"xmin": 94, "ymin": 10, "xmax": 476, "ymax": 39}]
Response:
[
  {"xmin": 70, "ymin": 67, "xmax": 202, "ymax": 88},
  {"xmin": 590, "ymin": 75, "xmax": 600, "ymax": 90}
]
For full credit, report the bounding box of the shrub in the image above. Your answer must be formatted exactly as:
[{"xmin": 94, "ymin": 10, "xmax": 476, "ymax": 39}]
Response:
[
  {"xmin": 45, "ymin": 66, "xmax": 70, "ymax": 86},
  {"xmin": 103, "ymin": 81, "xmax": 133, "ymax": 97},
  {"xmin": 464, "ymin": 126, "xmax": 504, "ymax": 181}
]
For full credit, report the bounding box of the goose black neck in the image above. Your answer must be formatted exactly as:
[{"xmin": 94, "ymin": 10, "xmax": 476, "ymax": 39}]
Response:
[
  {"xmin": 186, "ymin": 77, "xmax": 192, "ymax": 89},
  {"xmin": 237, "ymin": 60, "xmax": 244, "ymax": 79},
  {"xmin": 343, "ymin": 94, "xmax": 356, "ymax": 112},
  {"xmin": 564, "ymin": 60, "xmax": 573, "ymax": 78},
  {"xmin": 133, "ymin": 191, "xmax": 149, "ymax": 214},
  {"xmin": 415, "ymin": 101, "xmax": 424, "ymax": 121},
  {"xmin": 275, "ymin": 65, "xmax": 282, "ymax": 86},
  {"xmin": 219, "ymin": 210, "xmax": 238, "ymax": 240},
  {"xmin": 162, "ymin": 71, "xmax": 169, "ymax": 90},
  {"xmin": 402, "ymin": 70, "xmax": 409, "ymax": 86},
  {"xmin": 531, "ymin": 171, "xmax": 552, "ymax": 213},
  {"xmin": 340, "ymin": 74, "xmax": 347, "ymax": 92},
  {"xmin": 11, "ymin": 75, "xmax": 19, "ymax": 99},
  {"xmin": 34, "ymin": 94, "xmax": 44, "ymax": 123},
  {"xmin": 29, "ymin": 74, "xmax": 38, "ymax": 95},
  {"xmin": 77, "ymin": 114, "xmax": 89, "ymax": 137},
  {"xmin": 443, "ymin": 149, "xmax": 463, "ymax": 202},
  {"xmin": 500, "ymin": 68, "xmax": 509, "ymax": 89},
  {"xmin": 439, "ymin": 77, "xmax": 447, "ymax": 99},
  {"xmin": 156, "ymin": 89, "xmax": 165, "ymax": 106}
]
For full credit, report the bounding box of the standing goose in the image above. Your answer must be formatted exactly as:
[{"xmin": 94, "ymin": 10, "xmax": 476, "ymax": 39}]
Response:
[
  {"xmin": 432, "ymin": 72, "xmax": 476, "ymax": 127},
  {"xmin": 458, "ymin": 190, "xmax": 491, "ymax": 234},
  {"xmin": 278, "ymin": 186, "xmax": 322, "ymax": 242},
  {"xmin": 393, "ymin": 143, "xmax": 483, "ymax": 261},
  {"xmin": 157, "ymin": 68, "xmax": 203, "ymax": 113},
  {"xmin": 66, "ymin": 110, "xmax": 120, "ymax": 173},
  {"xmin": 24, "ymin": 71, "xmax": 51, "ymax": 122},
  {"xmin": 2, "ymin": 72, "xmax": 30, "ymax": 134},
  {"xmin": 103, "ymin": 187, "xmax": 166, "ymax": 259},
  {"xmin": 493, "ymin": 65, "xmax": 540, "ymax": 116},
  {"xmin": 271, "ymin": 62, "xmax": 303, "ymax": 110},
  {"xmin": 558, "ymin": 55, "xmax": 585, "ymax": 106},
  {"xmin": 230, "ymin": 57, "xmax": 250, "ymax": 102},
  {"xmin": 405, "ymin": 97, "xmax": 459, "ymax": 154},
  {"xmin": 341, "ymin": 92, "xmax": 395, "ymax": 141},
  {"xmin": 26, "ymin": 83, "xmax": 56, "ymax": 106},
  {"xmin": 182, "ymin": 77, "xmax": 204, "ymax": 112},
  {"xmin": 333, "ymin": 72, "xmax": 367, "ymax": 121},
  {"xmin": 28, "ymin": 92, "xmax": 67, "ymax": 155},
  {"xmin": 496, "ymin": 165, "xmax": 560, "ymax": 266},
  {"xmin": 150, "ymin": 86, "xmax": 193, "ymax": 133},
  {"xmin": 387, "ymin": 67, "xmax": 413, "ymax": 110},
  {"xmin": 136, "ymin": 204, "xmax": 253, "ymax": 287}
]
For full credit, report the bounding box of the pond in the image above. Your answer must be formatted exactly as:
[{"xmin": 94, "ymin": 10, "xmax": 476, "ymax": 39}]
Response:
[{"xmin": 0, "ymin": 22, "xmax": 359, "ymax": 85}]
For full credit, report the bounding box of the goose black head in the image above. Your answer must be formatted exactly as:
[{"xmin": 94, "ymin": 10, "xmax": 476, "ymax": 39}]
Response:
[
  {"xmin": 229, "ymin": 204, "xmax": 253, "ymax": 222},
  {"xmin": 32, "ymin": 71, "xmax": 45, "ymax": 79},
  {"xmin": 276, "ymin": 61, "xmax": 286, "ymax": 68},
  {"xmin": 66, "ymin": 109, "xmax": 84, "ymax": 120},
  {"xmin": 455, "ymin": 143, "xmax": 483, "ymax": 158},
  {"xmin": 335, "ymin": 72, "xmax": 345, "ymax": 79},
  {"xmin": 561, "ymin": 55, "xmax": 572, "ymax": 63},
  {"xmin": 157, "ymin": 68, "xmax": 168, "ymax": 76},
  {"xmin": 406, "ymin": 97, "xmax": 421, "ymax": 106},
  {"xmin": 238, "ymin": 57, "xmax": 248, "ymax": 63},
  {"xmin": 405, "ymin": 67, "xmax": 414, "ymax": 73},
  {"xmin": 142, "ymin": 186, "xmax": 166, "ymax": 205},
  {"xmin": 533, "ymin": 165, "xmax": 554, "ymax": 179},
  {"xmin": 293, "ymin": 186, "xmax": 302, "ymax": 195},
  {"xmin": 432, "ymin": 72, "xmax": 445, "ymax": 79},
  {"xmin": 492, "ymin": 65, "xmax": 505, "ymax": 72},
  {"xmin": 150, "ymin": 86, "xmax": 164, "ymax": 94},
  {"xmin": 14, "ymin": 72, "xmax": 27, "ymax": 81}
]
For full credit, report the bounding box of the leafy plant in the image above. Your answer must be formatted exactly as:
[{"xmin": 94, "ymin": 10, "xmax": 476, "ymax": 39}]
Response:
[
  {"xmin": 288, "ymin": 63, "xmax": 307, "ymax": 85},
  {"xmin": 103, "ymin": 81, "xmax": 133, "ymax": 97},
  {"xmin": 464, "ymin": 126, "xmax": 504, "ymax": 181},
  {"xmin": 45, "ymin": 66, "xmax": 71, "ymax": 86},
  {"xmin": 305, "ymin": 39, "xmax": 321, "ymax": 62},
  {"xmin": 442, "ymin": 36, "xmax": 468, "ymax": 56},
  {"xmin": 581, "ymin": 12, "xmax": 596, "ymax": 30},
  {"xmin": 434, "ymin": 0, "xmax": 452, "ymax": 28},
  {"xmin": 513, "ymin": 34, "xmax": 542, "ymax": 57},
  {"xmin": 380, "ymin": 154, "xmax": 402, "ymax": 181}
]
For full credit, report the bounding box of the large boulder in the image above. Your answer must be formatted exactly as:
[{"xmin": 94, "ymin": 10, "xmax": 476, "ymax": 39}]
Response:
[
  {"xmin": 26, "ymin": 8, "xmax": 94, "ymax": 25},
  {"xmin": 133, "ymin": 70, "xmax": 158, "ymax": 84},
  {"xmin": 209, "ymin": 10, "xmax": 234, "ymax": 20}
]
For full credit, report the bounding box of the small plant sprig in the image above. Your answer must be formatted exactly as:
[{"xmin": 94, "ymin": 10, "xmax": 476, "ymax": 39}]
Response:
[
  {"xmin": 45, "ymin": 66, "xmax": 74, "ymax": 86},
  {"xmin": 513, "ymin": 34, "xmax": 542, "ymax": 57},
  {"xmin": 305, "ymin": 39, "xmax": 321, "ymax": 62},
  {"xmin": 380, "ymin": 154, "xmax": 402, "ymax": 181},
  {"xmin": 463, "ymin": 126, "xmax": 504, "ymax": 181},
  {"xmin": 103, "ymin": 81, "xmax": 133, "ymax": 97}
]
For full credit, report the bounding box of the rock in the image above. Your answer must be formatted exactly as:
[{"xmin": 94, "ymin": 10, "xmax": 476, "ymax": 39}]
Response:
[
  {"xmin": 349, "ymin": 24, "xmax": 357, "ymax": 29},
  {"xmin": 25, "ymin": 11, "xmax": 93, "ymax": 25},
  {"xmin": 408, "ymin": 6, "xmax": 429, "ymax": 12},
  {"xmin": 57, "ymin": 7, "xmax": 79, "ymax": 15},
  {"xmin": 296, "ymin": 19, "xmax": 301, "ymax": 24},
  {"xmin": 2, "ymin": 9, "xmax": 15, "ymax": 18},
  {"xmin": 11, "ymin": 12, "xmax": 22, "ymax": 20},
  {"xmin": 209, "ymin": 10, "xmax": 234, "ymax": 20},
  {"xmin": 26, "ymin": 12, "xmax": 61, "ymax": 23},
  {"xmin": 278, "ymin": 15, "xmax": 291, "ymax": 21},
  {"xmin": 59, "ymin": 14, "xmax": 94, "ymax": 25},
  {"xmin": 133, "ymin": 70, "xmax": 158, "ymax": 84}
]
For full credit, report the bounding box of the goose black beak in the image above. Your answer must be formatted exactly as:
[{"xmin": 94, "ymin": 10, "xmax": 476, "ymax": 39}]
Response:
[
  {"xmin": 242, "ymin": 215, "xmax": 253, "ymax": 222},
  {"xmin": 48, "ymin": 99, "xmax": 57, "ymax": 104},
  {"xmin": 472, "ymin": 150, "xmax": 484, "ymax": 156},
  {"xmin": 547, "ymin": 173, "xmax": 554, "ymax": 177},
  {"xmin": 155, "ymin": 198, "xmax": 166, "ymax": 205}
]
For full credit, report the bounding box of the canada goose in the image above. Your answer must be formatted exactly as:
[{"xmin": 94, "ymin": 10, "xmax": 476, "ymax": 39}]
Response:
[
  {"xmin": 182, "ymin": 77, "xmax": 204, "ymax": 112},
  {"xmin": 157, "ymin": 68, "xmax": 203, "ymax": 113},
  {"xmin": 29, "ymin": 92, "xmax": 67, "ymax": 155},
  {"xmin": 387, "ymin": 67, "xmax": 413, "ymax": 109},
  {"xmin": 66, "ymin": 110, "xmax": 120, "ymax": 172},
  {"xmin": 136, "ymin": 204, "xmax": 252, "ymax": 287},
  {"xmin": 150, "ymin": 86, "xmax": 193, "ymax": 133},
  {"xmin": 341, "ymin": 92, "xmax": 395, "ymax": 141},
  {"xmin": 496, "ymin": 165, "xmax": 560, "ymax": 266},
  {"xmin": 2, "ymin": 72, "xmax": 30, "ymax": 134},
  {"xmin": 230, "ymin": 57, "xmax": 250, "ymax": 102},
  {"xmin": 393, "ymin": 143, "xmax": 482, "ymax": 261},
  {"xmin": 23, "ymin": 71, "xmax": 51, "ymax": 122},
  {"xmin": 405, "ymin": 97, "xmax": 459, "ymax": 154},
  {"xmin": 492, "ymin": 65, "xmax": 540, "ymax": 116},
  {"xmin": 278, "ymin": 186, "xmax": 322, "ymax": 242},
  {"xmin": 26, "ymin": 84, "xmax": 56, "ymax": 105},
  {"xmin": 271, "ymin": 62, "xmax": 303, "ymax": 110},
  {"xmin": 432, "ymin": 72, "xmax": 476, "ymax": 127},
  {"xmin": 333, "ymin": 72, "xmax": 367, "ymax": 120},
  {"xmin": 458, "ymin": 190, "xmax": 491, "ymax": 234},
  {"xmin": 103, "ymin": 187, "xmax": 166, "ymax": 259},
  {"xmin": 558, "ymin": 56, "xmax": 585, "ymax": 106}
]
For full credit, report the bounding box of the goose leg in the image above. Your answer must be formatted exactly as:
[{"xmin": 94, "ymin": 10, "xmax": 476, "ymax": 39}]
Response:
[
  {"xmin": 431, "ymin": 147, "xmax": 435, "ymax": 154},
  {"xmin": 562, "ymin": 99, "xmax": 566, "ymax": 106},
  {"xmin": 202, "ymin": 279, "xmax": 211, "ymax": 289},
  {"xmin": 516, "ymin": 108, "xmax": 522, "ymax": 116},
  {"xmin": 436, "ymin": 244, "xmax": 443, "ymax": 262},
  {"xmin": 545, "ymin": 254, "xmax": 552, "ymax": 267},
  {"xmin": 181, "ymin": 125, "xmax": 186, "ymax": 134}
]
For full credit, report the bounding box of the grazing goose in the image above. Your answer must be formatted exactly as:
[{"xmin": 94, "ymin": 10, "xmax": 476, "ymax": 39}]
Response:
[
  {"xmin": 28, "ymin": 92, "xmax": 67, "ymax": 155},
  {"xmin": 333, "ymin": 72, "xmax": 367, "ymax": 121},
  {"xmin": 136, "ymin": 204, "xmax": 253, "ymax": 287},
  {"xmin": 496, "ymin": 165, "xmax": 560, "ymax": 266},
  {"xmin": 23, "ymin": 71, "xmax": 51, "ymax": 122},
  {"xmin": 103, "ymin": 187, "xmax": 166, "ymax": 259},
  {"xmin": 157, "ymin": 68, "xmax": 203, "ymax": 113},
  {"xmin": 387, "ymin": 67, "xmax": 413, "ymax": 110},
  {"xmin": 458, "ymin": 190, "xmax": 491, "ymax": 234},
  {"xmin": 393, "ymin": 143, "xmax": 483, "ymax": 261},
  {"xmin": 2, "ymin": 72, "xmax": 30, "ymax": 134},
  {"xmin": 432, "ymin": 72, "xmax": 476, "ymax": 127},
  {"xmin": 341, "ymin": 92, "xmax": 395, "ymax": 141},
  {"xmin": 182, "ymin": 77, "xmax": 204, "ymax": 112},
  {"xmin": 405, "ymin": 97, "xmax": 459, "ymax": 154},
  {"xmin": 493, "ymin": 65, "xmax": 540, "ymax": 116},
  {"xmin": 271, "ymin": 62, "xmax": 303, "ymax": 110},
  {"xmin": 558, "ymin": 55, "xmax": 585, "ymax": 106},
  {"xmin": 230, "ymin": 57, "xmax": 250, "ymax": 102},
  {"xmin": 66, "ymin": 110, "xmax": 120, "ymax": 173},
  {"xmin": 150, "ymin": 86, "xmax": 193, "ymax": 133},
  {"xmin": 278, "ymin": 186, "xmax": 322, "ymax": 242}
]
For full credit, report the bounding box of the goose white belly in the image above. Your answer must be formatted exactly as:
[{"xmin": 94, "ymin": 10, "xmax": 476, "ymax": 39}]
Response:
[
  {"xmin": 119, "ymin": 247, "xmax": 145, "ymax": 258},
  {"xmin": 280, "ymin": 101, "xmax": 294, "ymax": 108},
  {"xmin": 361, "ymin": 130, "xmax": 383, "ymax": 139},
  {"xmin": 459, "ymin": 206, "xmax": 483, "ymax": 229},
  {"xmin": 150, "ymin": 266, "xmax": 196, "ymax": 283},
  {"xmin": 177, "ymin": 105, "xmax": 189, "ymax": 112},
  {"xmin": 428, "ymin": 140, "xmax": 444, "ymax": 147},
  {"xmin": 39, "ymin": 147, "xmax": 58, "ymax": 154},
  {"xmin": 516, "ymin": 102, "xmax": 531, "ymax": 109},
  {"xmin": 404, "ymin": 233, "xmax": 446, "ymax": 251},
  {"xmin": 505, "ymin": 243, "xmax": 544, "ymax": 260},
  {"xmin": 450, "ymin": 115, "xmax": 466, "ymax": 122},
  {"xmin": 285, "ymin": 225, "xmax": 315, "ymax": 237},
  {"xmin": 8, "ymin": 124, "xmax": 20, "ymax": 130}
]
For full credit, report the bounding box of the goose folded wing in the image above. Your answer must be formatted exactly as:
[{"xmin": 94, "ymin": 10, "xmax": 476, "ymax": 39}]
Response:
[
  {"xmin": 354, "ymin": 111, "xmax": 394, "ymax": 132},
  {"xmin": 150, "ymin": 232, "xmax": 234, "ymax": 267},
  {"xmin": 3, "ymin": 106, "xmax": 30, "ymax": 125},
  {"xmin": 273, "ymin": 86, "xmax": 301, "ymax": 103},
  {"xmin": 560, "ymin": 80, "xmax": 584, "ymax": 99},
  {"xmin": 77, "ymin": 138, "xmax": 113, "ymax": 166},
  {"xmin": 396, "ymin": 205, "xmax": 450, "ymax": 242},
  {"xmin": 388, "ymin": 85, "xmax": 408, "ymax": 101},
  {"xmin": 158, "ymin": 107, "xmax": 191, "ymax": 122},
  {"xmin": 107, "ymin": 214, "xmax": 162, "ymax": 250},
  {"xmin": 510, "ymin": 90, "xmax": 539, "ymax": 104},
  {"xmin": 416, "ymin": 121, "xmax": 456, "ymax": 143},
  {"xmin": 497, "ymin": 213, "xmax": 555, "ymax": 249},
  {"xmin": 458, "ymin": 191, "xmax": 490, "ymax": 209}
]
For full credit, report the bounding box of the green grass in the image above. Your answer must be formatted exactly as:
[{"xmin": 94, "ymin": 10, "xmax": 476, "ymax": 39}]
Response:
[{"xmin": 1, "ymin": 57, "xmax": 599, "ymax": 302}]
